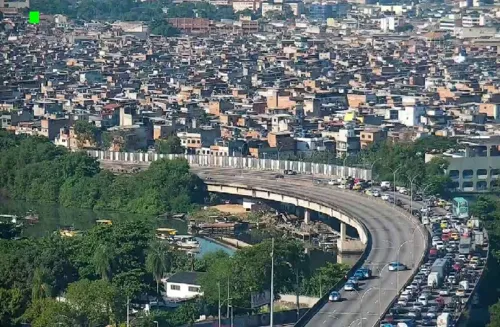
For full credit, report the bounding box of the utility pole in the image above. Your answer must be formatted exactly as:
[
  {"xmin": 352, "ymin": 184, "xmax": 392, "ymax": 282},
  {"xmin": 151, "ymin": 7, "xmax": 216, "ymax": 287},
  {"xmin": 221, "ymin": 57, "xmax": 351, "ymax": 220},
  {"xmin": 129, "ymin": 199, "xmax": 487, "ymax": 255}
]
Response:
[
  {"xmin": 270, "ymin": 238, "xmax": 275, "ymax": 327},
  {"xmin": 227, "ymin": 276, "xmax": 230, "ymax": 319},
  {"xmin": 295, "ymin": 267, "xmax": 300, "ymax": 321},
  {"xmin": 218, "ymin": 282, "xmax": 221, "ymax": 327},
  {"xmin": 126, "ymin": 296, "xmax": 130, "ymax": 327}
]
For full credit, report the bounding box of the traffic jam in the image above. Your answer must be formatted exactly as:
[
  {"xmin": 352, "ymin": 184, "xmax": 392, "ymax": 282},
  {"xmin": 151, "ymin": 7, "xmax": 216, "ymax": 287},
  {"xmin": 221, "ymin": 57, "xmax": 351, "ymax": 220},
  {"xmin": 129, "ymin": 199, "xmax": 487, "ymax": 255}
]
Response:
[
  {"xmin": 325, "ymin": 178, "xmax": 488, "ymax": 327},
  {"xmin": 379, "ymin": 195, "xmax": 488, "ymax": 327}
]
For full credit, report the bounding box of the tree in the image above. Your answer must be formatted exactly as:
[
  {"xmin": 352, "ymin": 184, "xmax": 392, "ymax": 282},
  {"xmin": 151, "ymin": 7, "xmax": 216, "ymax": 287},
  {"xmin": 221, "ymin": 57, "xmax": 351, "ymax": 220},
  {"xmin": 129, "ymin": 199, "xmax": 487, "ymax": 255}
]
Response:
[
  {"xmin": 65, "ymin": 279, "xmax": 125, "ymax": 326},
  {"xmin": 489, "ymin": 301, "xmax": 500, "ymax": 327},
  {"xmin": 73, "ymin": 120, "xmax": 99, "ymax": 148},
  {"xmin": 31, "ymin": 267, "xmax": 53, "ymax": 301},
  {"xmin": 93, "ymin": 243, "xmax": 114, "ymax": 281},
  {"xmin": 155, "ymin": 136, "xmax": 184, "ymax": 154},
  {"xmin": 22, "ymin": 298, "xmax": 79, "ymax": 327},
  {"xmin": 149, "ymin": 19, "xmax": 180, "ymax": 37},
  {"xmin": 146, "ymin": 242, "xmax": 171, "ymax": 296}
]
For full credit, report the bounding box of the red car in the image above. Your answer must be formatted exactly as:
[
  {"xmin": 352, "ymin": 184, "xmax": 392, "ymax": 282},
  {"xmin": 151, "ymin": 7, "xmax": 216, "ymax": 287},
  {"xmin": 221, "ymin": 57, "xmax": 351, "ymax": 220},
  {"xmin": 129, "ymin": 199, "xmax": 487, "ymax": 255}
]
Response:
[{"xmin": 442, "ymin": 233, "xmax": 450, "ymax": 242}]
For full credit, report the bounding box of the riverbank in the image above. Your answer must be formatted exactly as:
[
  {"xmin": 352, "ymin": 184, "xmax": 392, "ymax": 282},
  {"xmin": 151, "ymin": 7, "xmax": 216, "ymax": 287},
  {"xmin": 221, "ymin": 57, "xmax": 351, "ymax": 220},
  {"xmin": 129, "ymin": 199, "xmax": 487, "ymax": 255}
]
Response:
[{"xmin": 200, "ymin": 235, "xmax": 252, "ymax": 251}]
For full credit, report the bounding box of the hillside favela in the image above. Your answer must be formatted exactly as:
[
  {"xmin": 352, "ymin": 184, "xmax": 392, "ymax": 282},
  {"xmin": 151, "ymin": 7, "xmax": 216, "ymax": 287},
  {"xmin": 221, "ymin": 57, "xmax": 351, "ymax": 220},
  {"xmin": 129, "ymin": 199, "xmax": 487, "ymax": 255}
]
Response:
[{"xmin": 0, "ymin": 0, "xmax": 499, "ymax": 326}]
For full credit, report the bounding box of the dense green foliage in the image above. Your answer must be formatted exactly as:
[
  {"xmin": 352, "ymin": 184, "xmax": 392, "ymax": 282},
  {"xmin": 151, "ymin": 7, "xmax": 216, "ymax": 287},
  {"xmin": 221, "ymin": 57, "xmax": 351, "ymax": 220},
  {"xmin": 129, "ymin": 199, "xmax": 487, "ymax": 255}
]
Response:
[
  {"xmin": 0, "ymin": 218, "xmax": 203, "ymax": 326},
  {"xmin": 0, "ymin": 133, "xmax": 207, "ymax": 215},
  {"xmin": 199, "ymin": 240, "xmax": 349, "ymax": 315},
  {"xmin": 73, "ymin": 120, "xmax": 99, "ymax": 147},
  {"xmin": 155, "ymin": 136, "xmax": 184, "ymax": 155},
  {"xmin": 30, "ymin": 0, "xmax": 235, "ymax": 22},
  {"xmin": 470, "ymin": 196, "xmax": 500, "ymax": 326}
]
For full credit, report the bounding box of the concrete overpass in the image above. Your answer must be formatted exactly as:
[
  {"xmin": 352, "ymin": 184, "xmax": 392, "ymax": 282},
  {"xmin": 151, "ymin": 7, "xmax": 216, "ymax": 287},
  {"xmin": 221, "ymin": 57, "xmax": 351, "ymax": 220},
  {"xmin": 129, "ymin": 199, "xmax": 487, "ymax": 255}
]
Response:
[
  {"xmin": 206, "ymin": 182, "xmax": 367, "ymax": 254},
  {"xmin": 92, "ymin": 152, "xmax": 427, "ymax": 327}
]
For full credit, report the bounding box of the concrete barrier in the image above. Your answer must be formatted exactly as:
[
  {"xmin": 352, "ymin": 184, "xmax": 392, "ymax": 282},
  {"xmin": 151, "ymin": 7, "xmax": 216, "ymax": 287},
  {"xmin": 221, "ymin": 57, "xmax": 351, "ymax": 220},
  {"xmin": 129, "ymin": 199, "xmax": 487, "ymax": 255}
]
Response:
[{"xmin": 87, "ymin": 150, "xmax": 372, "ymax": 180}]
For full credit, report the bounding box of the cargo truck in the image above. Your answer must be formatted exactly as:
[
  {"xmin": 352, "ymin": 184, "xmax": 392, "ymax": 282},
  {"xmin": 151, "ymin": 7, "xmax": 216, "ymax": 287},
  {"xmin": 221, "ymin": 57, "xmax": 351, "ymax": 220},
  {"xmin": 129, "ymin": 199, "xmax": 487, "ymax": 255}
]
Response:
[
  {"xmin": 428, "ymin": 271, "xmax": 441, "ymax": 287},
  {"xmin": 473, "ymin": 230, "xmax": 484, "ymax": 247},
  {"xmin": 459, "ymin": 237, "xmax": 473, "ymax": 255},
  {"xmin": 431, "ymin": 258, "xmax": 449, "ymax": 280},
  {"xmin": 437, "ymin": 313, "xmax": 451, "ymax": 327}
]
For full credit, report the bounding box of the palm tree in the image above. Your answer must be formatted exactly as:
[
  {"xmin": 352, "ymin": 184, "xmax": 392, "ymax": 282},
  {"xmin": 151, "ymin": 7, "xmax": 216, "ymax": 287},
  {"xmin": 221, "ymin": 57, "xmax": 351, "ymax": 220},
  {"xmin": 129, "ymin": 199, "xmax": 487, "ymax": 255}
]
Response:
[
  {"xmin": 92, "ymin": 244, "xmax": 114, "ymax": 281},
  {"xmin": 146, "ymin": 242, "xmax": 171, "ymax": 296},
  {"xmin": 32, "ymin": 267, "xmax": 52, "ymax": 300}
]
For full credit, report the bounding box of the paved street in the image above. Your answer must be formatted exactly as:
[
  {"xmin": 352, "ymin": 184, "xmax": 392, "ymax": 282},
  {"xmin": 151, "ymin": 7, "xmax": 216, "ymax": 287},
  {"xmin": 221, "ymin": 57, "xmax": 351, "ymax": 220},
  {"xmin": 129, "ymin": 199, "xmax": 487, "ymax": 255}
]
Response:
[{"xmin": 192, "ymin": 167, "xmax": 426, "ymax": 327}]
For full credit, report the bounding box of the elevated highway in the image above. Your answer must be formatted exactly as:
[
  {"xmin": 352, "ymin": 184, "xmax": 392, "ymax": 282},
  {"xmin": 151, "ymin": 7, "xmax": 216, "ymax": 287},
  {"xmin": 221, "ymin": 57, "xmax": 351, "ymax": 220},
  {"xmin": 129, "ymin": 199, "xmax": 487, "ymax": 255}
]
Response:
[
  {"xmin": 94, "ymin": 154, "xmax": 427, "ymax": 327},
  {"xmin": 193, "ymin": 167, "xmax": 426, "ymax": 327}
]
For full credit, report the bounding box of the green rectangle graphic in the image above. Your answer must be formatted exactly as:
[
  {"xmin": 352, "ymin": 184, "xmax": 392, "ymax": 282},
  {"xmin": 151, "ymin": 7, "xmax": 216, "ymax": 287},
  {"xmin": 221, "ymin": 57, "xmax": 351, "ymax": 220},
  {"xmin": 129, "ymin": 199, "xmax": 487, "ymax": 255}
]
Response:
[{"xmin": 29, "ymin": 11, "xmax": 40, "ymax": 24}]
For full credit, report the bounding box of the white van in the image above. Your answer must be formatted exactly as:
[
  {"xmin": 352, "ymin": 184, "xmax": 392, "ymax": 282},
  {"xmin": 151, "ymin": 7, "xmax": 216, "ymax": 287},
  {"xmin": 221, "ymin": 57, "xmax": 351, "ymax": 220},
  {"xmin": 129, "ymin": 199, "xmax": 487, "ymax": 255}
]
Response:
[
  {"xmin": 422, "ymin": 216, "xmax": 429, "ymax": 225},
  {"xmin": 381, "ymin": 181, "xmax": 391, "ymax": 189}
]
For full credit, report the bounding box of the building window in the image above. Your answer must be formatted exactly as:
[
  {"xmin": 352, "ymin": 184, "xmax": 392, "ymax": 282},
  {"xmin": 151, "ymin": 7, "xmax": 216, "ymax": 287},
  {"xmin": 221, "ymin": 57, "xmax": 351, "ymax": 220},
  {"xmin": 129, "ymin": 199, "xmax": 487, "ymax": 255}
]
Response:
[
  {"xmin": 450, "ymin": 181, "xmax": 459, "ymax": 189},
  {"xmin": 188, "ymin": 286, "xmax": 200, "ymax": 292},
  {"xmin": 462, "ymin": 169, "xmax": 473, "ymax": 179},
  {"xmin": 449, "ymin": 170, "xmax": 459, "ymax": 179},
  {"xmin": 170, "ymin": 284, "xmax": 181, "ymax": 291},
  {"xmin": 477, "ymin": 181, "xmax": 487, "ymax": 190},
  {"xmin": 477, "ymin": 169, "xmax": 488, "ymax": 177},
  {"xmin": 462, "ymin": 181, "xmax": 473, "ymax": 189},
  {"xmin": 492, "ymin": 169, "xmax": 500, "ymax": 176}
]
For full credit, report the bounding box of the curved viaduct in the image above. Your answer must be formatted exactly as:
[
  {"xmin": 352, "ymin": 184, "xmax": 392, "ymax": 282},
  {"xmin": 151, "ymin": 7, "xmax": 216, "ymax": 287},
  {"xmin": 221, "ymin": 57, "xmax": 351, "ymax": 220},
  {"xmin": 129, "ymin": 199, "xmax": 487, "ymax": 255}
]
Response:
[
  {"xmin": 94, "ymin": 153, "xmax": 427, "ymax": 327},
  {"xmin": 195, "ymin": 168, "xmax": 427, "ymax": 327}
]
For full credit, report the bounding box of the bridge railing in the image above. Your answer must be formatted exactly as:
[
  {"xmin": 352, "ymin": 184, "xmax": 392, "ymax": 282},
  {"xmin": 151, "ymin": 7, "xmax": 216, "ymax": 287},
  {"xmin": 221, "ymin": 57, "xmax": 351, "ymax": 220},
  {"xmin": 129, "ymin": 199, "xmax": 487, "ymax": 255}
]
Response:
[{"xmin": 88, "ymin": 150, "xmax": 372, "ymax": 180}]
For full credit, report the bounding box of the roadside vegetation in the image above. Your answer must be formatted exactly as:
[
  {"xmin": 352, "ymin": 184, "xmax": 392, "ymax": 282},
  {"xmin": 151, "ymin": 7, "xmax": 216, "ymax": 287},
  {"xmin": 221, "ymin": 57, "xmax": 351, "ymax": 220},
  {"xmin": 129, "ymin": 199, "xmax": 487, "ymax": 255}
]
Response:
[
  {"xmin": 0, "ymin": 219, "xmax": 348, "ymax": 327},
  {"xmin": 0, "ymin": 132, "xmax": 207, "ymax": 215},
  {"xmin": 470, "ymin": 196, "xmax": 500, "ymax": 326}
]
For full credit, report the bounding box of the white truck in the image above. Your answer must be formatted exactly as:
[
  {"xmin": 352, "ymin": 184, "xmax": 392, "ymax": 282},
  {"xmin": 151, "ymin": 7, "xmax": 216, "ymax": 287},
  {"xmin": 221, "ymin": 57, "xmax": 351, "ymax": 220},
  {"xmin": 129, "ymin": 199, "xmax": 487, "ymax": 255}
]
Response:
[
  {"xmin": 437, "ymin": 313, "xmax": 451, "ymax": 327},
  {"xmin": 428, "ymin": 271, "xmax": 441, "ymax": 287}
]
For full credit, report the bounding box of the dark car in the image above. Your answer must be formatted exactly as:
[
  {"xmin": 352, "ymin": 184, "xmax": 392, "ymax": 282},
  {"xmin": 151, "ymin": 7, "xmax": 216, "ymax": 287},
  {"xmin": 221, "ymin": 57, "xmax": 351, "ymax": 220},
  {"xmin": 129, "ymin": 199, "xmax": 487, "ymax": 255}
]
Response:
[
  {"xmin": 422, "ymin": 317, "xmax": 434, "ymax": 326},
  {"xmin": 284, "ymin": 170, "xmax": 296, "ymax": 175},
  {"xmin": 412, "ymin": 194, "xmax": 423, "ymax": 201},
  {"xmin": 275, "ymin": 174, "xmax": 284, "ymax": 179}
]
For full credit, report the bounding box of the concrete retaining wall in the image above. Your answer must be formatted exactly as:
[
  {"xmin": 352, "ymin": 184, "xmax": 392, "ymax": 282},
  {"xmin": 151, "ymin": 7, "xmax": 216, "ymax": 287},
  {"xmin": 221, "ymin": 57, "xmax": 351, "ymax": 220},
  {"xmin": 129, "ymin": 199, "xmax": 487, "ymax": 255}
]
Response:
[{"xmin": 87, "ymin": 150, "xmax": 372, "ymax": 180}]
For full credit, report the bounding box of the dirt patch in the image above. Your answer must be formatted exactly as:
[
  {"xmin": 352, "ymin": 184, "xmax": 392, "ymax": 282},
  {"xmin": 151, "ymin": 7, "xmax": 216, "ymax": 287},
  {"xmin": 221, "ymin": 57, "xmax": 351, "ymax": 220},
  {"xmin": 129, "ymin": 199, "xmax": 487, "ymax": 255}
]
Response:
[{"xmin": 212, "ymin": 204, "xmax": 247, "ymax": 214}]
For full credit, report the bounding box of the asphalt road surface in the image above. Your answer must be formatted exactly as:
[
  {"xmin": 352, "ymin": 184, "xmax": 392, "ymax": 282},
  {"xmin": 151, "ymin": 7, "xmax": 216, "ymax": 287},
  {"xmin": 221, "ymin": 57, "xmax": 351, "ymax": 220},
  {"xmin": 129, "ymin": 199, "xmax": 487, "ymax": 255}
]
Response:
[
  {"xmin": 99, "ymin": 162, "xmax": 426, "ymax": 327},
  {"xmin": 192, "ymin": 167, "xmax": 426, "ymax": 327}
]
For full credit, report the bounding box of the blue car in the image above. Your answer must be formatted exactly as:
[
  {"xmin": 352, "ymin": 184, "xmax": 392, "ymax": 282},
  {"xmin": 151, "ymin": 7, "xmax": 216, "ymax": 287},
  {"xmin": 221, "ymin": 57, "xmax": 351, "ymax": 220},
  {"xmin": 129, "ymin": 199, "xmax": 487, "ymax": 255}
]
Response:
[
  {"xmin": 357, "ymin": 268, "xmax": 372, "ymax": 279},
  {"xmin": 354, "ymin": 270, "xmax": 365, "ymax": 280}
]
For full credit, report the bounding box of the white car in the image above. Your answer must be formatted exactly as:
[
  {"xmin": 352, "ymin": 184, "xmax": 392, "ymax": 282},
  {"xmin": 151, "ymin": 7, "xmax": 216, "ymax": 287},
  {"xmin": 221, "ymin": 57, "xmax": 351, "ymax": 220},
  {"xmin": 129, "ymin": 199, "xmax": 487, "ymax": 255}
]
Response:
[
  {"xmin": 398, "ymin": 187, "xmax": 408, "ymax": 194},
  {"xmin": 372, "ymin": 190, "xmax": 381, "ymax": 197},
  {"xmin": 397, "ymin": 298, "xmax": 408, "ymax": 306},
  {"xmin": 381, "ymin": 194, "xmax": 390, "ymax": 201},
  {"xmin": 418, "ymin": 294, "xmax": 429, "ymax": 306},
  {"xmin": 389, "ymin": 262, "xmax": 407, "ymax": 271},
  {"xmin": 344, "ymin": 282, "xmax": 355, "ymax": 291},
  {"xmin": 435, "ymin": 241, "xmax": 445, "ymax": 250},
  {"xmin": 439, "ymin": 289, "xmax": 450, "ymax": 296}
]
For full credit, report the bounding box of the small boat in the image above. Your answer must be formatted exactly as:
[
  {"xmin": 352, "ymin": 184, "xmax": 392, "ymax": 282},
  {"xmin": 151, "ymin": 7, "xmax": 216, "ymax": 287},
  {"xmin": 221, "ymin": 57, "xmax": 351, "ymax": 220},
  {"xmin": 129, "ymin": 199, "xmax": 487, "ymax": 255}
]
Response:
[
  {"xmin": 96, "ymin": 219, "xmax": 113, "ymax": 226},
  {"xmin": 173, "ymin": 235, "xmax": 200, "ymax": 249},
  {"xmin": 24, "ymin": 212, "xmax": 39, "ymax": 224},
  {"xmin": 59, "ymin": 226, "xmax": 82, "ymax": 238},
  {"xmin": 156, "ymin": 228, "xmax": 177, "ymax": 240}
]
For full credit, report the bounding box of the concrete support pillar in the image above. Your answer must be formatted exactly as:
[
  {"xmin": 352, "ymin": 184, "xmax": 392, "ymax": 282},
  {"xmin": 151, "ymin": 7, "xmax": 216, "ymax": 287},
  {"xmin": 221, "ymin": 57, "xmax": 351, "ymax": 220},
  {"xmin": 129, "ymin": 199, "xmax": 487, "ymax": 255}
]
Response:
[
  {"xmin": 340, "ymin": 222, "xmax": 346, "ymax": 242},
  {"xmin": 304, "ymin": 209, "xmax": 311, "ymax": 224}
]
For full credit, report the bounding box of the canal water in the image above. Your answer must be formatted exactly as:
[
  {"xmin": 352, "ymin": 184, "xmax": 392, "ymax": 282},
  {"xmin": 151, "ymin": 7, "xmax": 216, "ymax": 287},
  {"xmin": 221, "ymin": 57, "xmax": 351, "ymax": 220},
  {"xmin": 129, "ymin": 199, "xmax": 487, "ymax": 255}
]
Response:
[
  {"xmin": 0, "ymin": 199, "xmax": 338, "ymax": 267},
  {"xmin": 0, "ymin": 198, "xmax": 233, "ymax": 258}
]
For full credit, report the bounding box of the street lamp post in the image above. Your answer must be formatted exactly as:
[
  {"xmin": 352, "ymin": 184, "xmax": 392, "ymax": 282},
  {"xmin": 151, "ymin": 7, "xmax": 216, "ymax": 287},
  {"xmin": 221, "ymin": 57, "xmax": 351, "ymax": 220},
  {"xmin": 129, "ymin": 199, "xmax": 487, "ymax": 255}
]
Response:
[
  {"xmin": 154, "ymin": 321, "xmax": 159, "ymax": 327},
  {"xmin": 389, "ymin": 166, "xmax": 403, "ymax": 205},
  {"xmin": 270, "ymin": 238, "xmax": 275, "ymax": 327},
  {"xmin": 370, "ymin": 158, "xmax": 382, "ymax": 182},
  {"xmin": 375, "ymin": 263, "xmax": 390, "ymax": 317},
  {"xmin": 396, "ymin": 240, "xmax": 411, "ymax": 292},
  {"xmin": 343, "ymin": 156, "xmax": 349, "ymax": 178}
]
